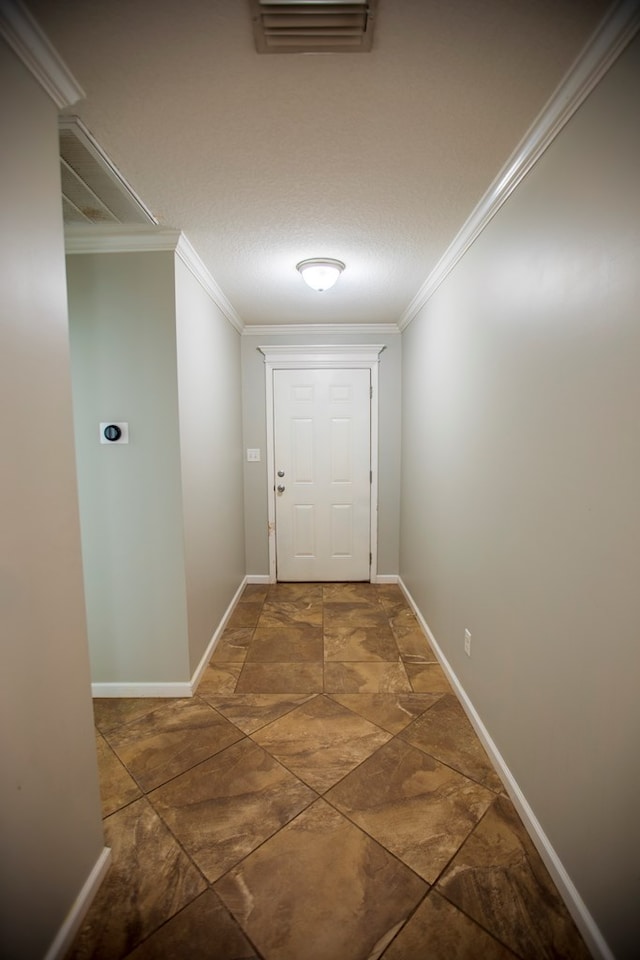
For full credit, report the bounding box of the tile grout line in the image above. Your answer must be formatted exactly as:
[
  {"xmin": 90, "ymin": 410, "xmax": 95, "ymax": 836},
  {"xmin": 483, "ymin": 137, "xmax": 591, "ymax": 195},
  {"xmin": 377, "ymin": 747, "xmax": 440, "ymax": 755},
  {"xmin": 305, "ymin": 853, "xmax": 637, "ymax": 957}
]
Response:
[{"xmin": 88, "ymin": 582, "xmax": 584, "ymax": 959}]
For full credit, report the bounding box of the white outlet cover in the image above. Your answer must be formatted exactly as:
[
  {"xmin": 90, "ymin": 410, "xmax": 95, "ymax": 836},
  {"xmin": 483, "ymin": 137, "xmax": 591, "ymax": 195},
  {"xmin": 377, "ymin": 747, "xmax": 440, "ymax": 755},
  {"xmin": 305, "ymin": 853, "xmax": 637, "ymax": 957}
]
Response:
[
  {"xmin": 247, "ymin": 448, "xmax": 261, "ymax": 461},
  {"xmin": 99, "ymin": 422, "xmax": 129, "ymax": 444}
]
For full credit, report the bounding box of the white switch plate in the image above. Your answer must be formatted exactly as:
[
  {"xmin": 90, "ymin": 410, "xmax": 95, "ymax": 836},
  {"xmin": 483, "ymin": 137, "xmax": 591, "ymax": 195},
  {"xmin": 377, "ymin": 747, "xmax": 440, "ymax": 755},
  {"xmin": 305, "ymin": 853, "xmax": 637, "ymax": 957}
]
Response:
[
  {"xmin": 464, "ymin": 628, "xmax": 471, "ymax": 657},
  {"xmin": 99, "ymin": 422, "xmax": 129, "ymax": 444},
  {"xmin": 247, "ymin": 448, "xmax": 261, "ymax": 462}
]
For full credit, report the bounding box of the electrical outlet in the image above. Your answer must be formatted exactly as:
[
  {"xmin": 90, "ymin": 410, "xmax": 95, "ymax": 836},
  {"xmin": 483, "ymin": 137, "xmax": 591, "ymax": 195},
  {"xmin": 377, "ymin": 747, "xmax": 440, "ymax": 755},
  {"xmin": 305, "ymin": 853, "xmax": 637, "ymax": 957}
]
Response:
[{"xmin": 464, "ymin": 628, "xmax": 471, "ymax": 657}]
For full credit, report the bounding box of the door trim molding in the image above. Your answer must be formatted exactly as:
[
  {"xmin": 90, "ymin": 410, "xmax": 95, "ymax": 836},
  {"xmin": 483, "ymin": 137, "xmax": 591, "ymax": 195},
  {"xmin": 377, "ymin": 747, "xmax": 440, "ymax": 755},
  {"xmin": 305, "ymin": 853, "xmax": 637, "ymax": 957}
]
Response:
[{"xmin": 258, "ymin": 345, "xmax": 385, "ymax": 582}]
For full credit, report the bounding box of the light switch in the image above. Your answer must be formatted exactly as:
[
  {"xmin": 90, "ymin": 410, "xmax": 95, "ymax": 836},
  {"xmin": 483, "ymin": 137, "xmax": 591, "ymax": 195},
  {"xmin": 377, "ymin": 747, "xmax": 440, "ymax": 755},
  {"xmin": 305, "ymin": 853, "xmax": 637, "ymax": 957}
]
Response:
[{"xmin": 247, "ymin": 448, "xmax": 261, "ymax": 462}]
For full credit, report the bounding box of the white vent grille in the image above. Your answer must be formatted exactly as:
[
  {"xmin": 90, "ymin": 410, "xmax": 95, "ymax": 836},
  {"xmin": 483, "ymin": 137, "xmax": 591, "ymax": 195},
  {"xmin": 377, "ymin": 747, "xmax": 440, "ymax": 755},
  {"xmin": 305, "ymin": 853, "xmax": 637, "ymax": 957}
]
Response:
[
  {"xmin": 250, "ymin": 0, "xmax": 377, "ymax": 54},
  {"xmin": 59, "ymin": 118, "xmax": 156, "ymax": 225}
]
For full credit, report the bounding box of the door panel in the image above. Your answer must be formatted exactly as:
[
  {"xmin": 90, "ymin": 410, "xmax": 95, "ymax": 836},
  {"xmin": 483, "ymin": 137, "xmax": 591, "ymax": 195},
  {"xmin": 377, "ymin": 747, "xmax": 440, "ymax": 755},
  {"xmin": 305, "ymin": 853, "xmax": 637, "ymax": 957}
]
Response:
[
  {"xmin": 293, "ymin": 504, "xmax": 315, "ymax": 556},
  {"xmin": 274, "ymin": 368, "xmax": 370, "ymax": 581}
]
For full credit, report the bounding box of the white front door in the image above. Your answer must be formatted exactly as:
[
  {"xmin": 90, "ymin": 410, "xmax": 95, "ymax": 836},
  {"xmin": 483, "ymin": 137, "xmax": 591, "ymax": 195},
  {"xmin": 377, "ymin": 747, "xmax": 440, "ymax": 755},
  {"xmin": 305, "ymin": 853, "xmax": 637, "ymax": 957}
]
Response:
[{"xmin": 273, "ymin": 368, "xmax": 371, "ymax": 581}]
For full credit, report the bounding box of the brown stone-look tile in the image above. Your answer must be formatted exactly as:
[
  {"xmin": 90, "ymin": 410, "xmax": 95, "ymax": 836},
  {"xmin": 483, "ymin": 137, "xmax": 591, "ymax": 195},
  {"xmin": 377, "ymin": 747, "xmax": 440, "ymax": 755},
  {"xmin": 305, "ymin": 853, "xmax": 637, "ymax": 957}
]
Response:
[
  {"xmin": 406, "ymin": 662, "xmax": 453, "ymax": 693},
  {"xmin": 104, "ymin": 699, "xmax": 243, "ymax": 792},
  {"xmin": 93, "ymin": 697, "xmax": 176, "ymax": 734},
  {"xmin": 395, "ymin": 631, "xmax": 439, "ymax": 663},
  {"xmin": 215, "ymin": 799, "xmax": 427, "ymax": 960},
  {"xmin": 201, "ymin": 693, "xmax": 316, "ymax": 734},
  {"xmin": 126, "ymin": 890, "xmax": 259, "ymax": 960},
  {"xmin": 324, "ymin": 660, "xmax": 412, "ymax": 693},
  {"xmin": 389, "ymin": 607, "xmax": 422, "ymax": 636},
  {"xmin": 68, "ymin": 798, "xmax": 206, "ymax": 960},
  {"xmin": 267, "ymin": 582, "xmax": 323, "ymax": 603},
  {"xmin": 209, "ymin": 627, "xmax": 253, "ymax": 663},
  {"xmin": 95, "ymin": 730, "xmax": 141, "ymax": 818},
  {"xmin": 400, "ymin": 693, "xmax": 503, "ymax": 792},
  {"xmin": 324, "ymin": 624, "xmax": 400, "ymax": 661},
  {"xmin": 226, "ymin": 601, "xmax": 263, "ymax": 629},
  {"xmin": 381, "ymin": 890, "xmax": 516, "ymax": 959},
  {"xmin": 323, "ymin": 582, "xmax": 382, "ymax": 604},
  {"xmin": 235, "ymin": 661, "xmax": 323, "ymax": 694},
  {"xmin": 258, "ymin": 599, "xmax": 323, "ymax": 627},
  {"xmin": 437, "ymin": 795, "xmax": 591, "ymax": 960},
  {"xmin": 247, "ymin": 623, "xmax": 323, "ymax": 661},
  {"xmin": 324, "ymin": 601, "xmax": 389, "ymax": 629},
  {"xmin": 195, "ymin": 662, "xmax": 243, "ymax": 696},
  {"xmin": 329, "ymin": 692, "xmax": 442, "ymax": 735},
  {"xmin": 251, "ymin": 695, "xmax": 391, "ymax": 793},
  {"xmin": 390, "ymin": 609, "xmax": 438, "ymax": 662},
  {"xmin": 239, "ymin": 583, "xmax": 269, "ymax": 603},
  {"xmin": 327, "ymin": 737, "xmax": 494, "ymax": 883},
  {"xmin": 380, "ymin": 599, "xmax": 411, "ymax": 620},
  {"xmin": 150, "ymin": 738, "xmax": 316, "ymax": 882},
  {"xmin": 375, "ymin": 584, "xmax": 409, "ymax": 616}
]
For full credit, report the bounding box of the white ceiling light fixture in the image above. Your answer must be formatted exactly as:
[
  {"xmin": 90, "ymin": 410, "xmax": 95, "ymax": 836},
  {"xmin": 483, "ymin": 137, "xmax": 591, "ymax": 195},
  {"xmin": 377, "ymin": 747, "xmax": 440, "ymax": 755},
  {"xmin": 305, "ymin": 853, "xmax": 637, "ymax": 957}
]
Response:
[{"xmin": 296, "ymin": 258, "xmax": 345, "ymax": 292}]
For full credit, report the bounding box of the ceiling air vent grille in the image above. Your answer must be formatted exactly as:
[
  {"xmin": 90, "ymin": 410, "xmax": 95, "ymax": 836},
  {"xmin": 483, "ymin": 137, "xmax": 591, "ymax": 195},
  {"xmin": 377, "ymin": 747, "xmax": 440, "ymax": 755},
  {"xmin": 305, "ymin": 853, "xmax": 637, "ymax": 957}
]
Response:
[
  {"xmin": 59, "ymin": 118, "xmax": 156, "ymax": 225},
  {"xmin": 250, "ymin": 0, "xmax": 377, "ymax": 54}
]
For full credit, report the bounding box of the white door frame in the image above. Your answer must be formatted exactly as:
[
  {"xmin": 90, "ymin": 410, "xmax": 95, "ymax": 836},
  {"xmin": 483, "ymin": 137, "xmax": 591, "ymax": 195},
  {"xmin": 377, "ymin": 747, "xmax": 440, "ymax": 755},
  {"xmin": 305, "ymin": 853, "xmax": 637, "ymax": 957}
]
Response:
[{"xmin": 259, "ymin": 345, "xmax": 385, "ymax": 583}]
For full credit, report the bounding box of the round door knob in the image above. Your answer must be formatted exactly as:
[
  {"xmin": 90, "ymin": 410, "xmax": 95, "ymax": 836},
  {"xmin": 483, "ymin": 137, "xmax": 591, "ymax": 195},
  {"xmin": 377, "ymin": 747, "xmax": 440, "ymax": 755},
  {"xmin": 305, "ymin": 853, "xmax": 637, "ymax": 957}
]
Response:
[{"xmin": 277, "ymin": 484, "xmax": 285, "ymax": 493}]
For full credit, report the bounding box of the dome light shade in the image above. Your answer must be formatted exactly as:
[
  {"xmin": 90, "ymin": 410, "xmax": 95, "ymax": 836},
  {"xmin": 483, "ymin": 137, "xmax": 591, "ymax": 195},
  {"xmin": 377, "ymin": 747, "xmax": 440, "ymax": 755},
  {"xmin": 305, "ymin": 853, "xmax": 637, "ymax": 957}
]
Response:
[{"xmin": 296, "ymin": 258, "xmax": 345, "ymax": 291}]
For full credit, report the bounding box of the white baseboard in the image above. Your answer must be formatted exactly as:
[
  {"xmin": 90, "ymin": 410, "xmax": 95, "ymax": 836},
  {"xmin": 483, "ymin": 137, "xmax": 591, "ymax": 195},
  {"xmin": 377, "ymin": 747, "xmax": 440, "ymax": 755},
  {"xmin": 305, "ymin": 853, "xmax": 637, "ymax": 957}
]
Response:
[
  {"xmin": 245, "ymin": 574, "xmax": 272, "ymax": 584},
  {"xmin": 44, "ymin": 846, "xmax": 111, "ymax": 960},
  {"xmin": 189, "ymin": 577, "xmax": 250, "ymax": 691},
  {"xmin": 91, "ymin": 681, "xmax": 192, "ymax": 698},
  {"xmin": 397, "ymin": 577, "xmax": 614, "ymax": 960},
  {"xmin": 91, "ymin": 578, "xmax": 255, "ymax": 698},
  {"xmin": 372, "ymin": 574, "xmax": 399, "ymax": 584}
]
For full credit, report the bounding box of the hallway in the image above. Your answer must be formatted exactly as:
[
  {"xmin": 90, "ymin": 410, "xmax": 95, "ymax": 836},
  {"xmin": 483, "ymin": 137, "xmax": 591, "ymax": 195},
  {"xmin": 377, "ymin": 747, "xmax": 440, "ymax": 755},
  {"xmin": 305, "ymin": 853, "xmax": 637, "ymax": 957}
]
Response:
[{"xmin": 80, "ymin": 583, "xmax": 589, "ymax": 959}]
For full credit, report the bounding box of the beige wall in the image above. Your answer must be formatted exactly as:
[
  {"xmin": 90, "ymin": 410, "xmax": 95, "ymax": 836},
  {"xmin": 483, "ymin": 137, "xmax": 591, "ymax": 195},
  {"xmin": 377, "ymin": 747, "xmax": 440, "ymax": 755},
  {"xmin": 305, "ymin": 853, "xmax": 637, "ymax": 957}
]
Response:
[
  {"xmin": 66, "ymin": 250, "xmax": 246, "ymax": 686},
  {"xmin": 400, "ymin": 34, "xmax": 640, "ymax": 958},
  {"xmin": 0, "ymin": 42, "xmax": 104, "ymax": 959},
  {"xmin": 67, "ymin": 252, "xmax": 191, "ymax": 684},
  {"xmin": 241, "ymin": 331, "xmax": 402, "ymax": 578},
  {"xmin": 174, "ymin": 257, "xmax": 245, "ymax": 674}
]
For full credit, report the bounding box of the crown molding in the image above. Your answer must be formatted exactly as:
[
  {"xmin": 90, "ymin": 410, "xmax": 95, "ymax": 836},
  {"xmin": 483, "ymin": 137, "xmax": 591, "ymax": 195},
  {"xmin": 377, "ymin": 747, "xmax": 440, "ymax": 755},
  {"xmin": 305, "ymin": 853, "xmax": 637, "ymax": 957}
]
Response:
[
  {"xmin": 64, "ymin": 225, "xmax": 182, "ymax": 254},
  {"xmin": 0, "ymin": 0, "xmax": 85, "ymax": 108},
  {"xmin": 398, "ymin": 0, "xmax": 640, "ymax": 331},
  {"xmin": 64, "ymin": 226, "xmax": 244, "ymax": 333},
  {"xmin": 174, "ymin": 235, "xmax": 244, "ymax": 334},
  {"xmin": 242, "ymin": 323, "xmax": 399, "ymax": 336}
]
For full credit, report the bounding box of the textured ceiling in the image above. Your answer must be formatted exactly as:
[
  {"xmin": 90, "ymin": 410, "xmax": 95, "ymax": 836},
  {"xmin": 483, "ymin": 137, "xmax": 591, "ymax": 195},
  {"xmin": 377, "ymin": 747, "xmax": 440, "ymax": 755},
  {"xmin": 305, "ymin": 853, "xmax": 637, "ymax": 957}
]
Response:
[{"xmin": 28, "ymin": 0, "xmax": 609, "ymax": 327}]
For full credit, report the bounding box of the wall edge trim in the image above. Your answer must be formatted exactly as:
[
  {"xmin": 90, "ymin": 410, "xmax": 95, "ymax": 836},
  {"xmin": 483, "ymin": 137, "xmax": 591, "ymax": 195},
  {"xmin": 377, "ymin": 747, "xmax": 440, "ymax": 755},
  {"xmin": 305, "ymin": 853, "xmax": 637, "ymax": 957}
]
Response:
[
  {"xmin": 44, "ymin": 846, "xmax": 112, "ymax": 960},
  {"xmin": 397, "ymin": 577, "xmax": 615, "ymax": 960},
  {"xmin": 189, "ymin": 577, "xmax": 249, "ymax": 692},
  {"xmin": 0, "ymin": 0, "xmax": 85, "ymax": 107},
  {"xmin": 91, "ymin": 681, "xmax": 192, "ymax": 698},
  {"xmin": 398, "ymin": 0, "xmax": 640, "ymax": 331}
]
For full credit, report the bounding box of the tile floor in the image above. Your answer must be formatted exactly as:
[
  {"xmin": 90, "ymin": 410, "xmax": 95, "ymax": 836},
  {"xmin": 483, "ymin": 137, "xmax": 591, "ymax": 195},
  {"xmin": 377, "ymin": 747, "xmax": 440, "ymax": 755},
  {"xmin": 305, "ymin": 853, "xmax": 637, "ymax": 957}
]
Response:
[{"xmin": 74, "ymin": 582, "xmax": 590, "ymax": 959}]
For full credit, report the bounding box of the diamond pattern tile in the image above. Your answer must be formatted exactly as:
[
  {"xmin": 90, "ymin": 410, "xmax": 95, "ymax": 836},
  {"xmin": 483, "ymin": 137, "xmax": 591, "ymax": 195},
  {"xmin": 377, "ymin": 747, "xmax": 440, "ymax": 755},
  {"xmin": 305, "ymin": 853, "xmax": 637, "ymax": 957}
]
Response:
[
  {"xmin": 251, "ymin": 694, "xmax": 392, "ymax": 792},
  {"xmin": 78, "ymin": 583, "xmax": 589, "ymax": 960}
]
